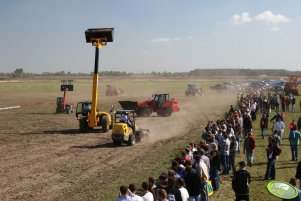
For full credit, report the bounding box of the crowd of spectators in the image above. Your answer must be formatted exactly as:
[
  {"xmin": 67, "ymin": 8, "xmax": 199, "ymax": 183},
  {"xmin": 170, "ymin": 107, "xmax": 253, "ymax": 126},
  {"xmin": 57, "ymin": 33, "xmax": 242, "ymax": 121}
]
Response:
[{"xmin": 115, "ymin": 87, "xmax": 301, "ymax": 201}]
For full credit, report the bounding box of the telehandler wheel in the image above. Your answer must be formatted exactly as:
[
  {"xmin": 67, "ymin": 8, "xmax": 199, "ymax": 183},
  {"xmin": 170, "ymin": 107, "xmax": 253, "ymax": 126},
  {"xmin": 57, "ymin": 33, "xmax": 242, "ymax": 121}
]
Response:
[
  {"xmin": 101, "ymin": 116, "xmax": 109, "ymax": 132},
  {"xmin": 138, "ymin": 108, "xmax": 151, "ymax": 117},
  {"xmin": 79, "ymin": 117, "xmax": 89, "ymax": 132},
  {"xmin": 127, "ymin": 134, "xmax": 136, "ymax": 146},
  {"xmin": 163, "ymin": 108, "xmax": 172, "ymax": 117}
]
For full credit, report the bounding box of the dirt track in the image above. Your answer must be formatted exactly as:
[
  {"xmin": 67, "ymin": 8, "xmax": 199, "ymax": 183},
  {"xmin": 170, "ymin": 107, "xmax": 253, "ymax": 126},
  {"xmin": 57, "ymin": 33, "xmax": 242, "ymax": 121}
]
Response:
[{"xmin": 0, "ymin": 83, "xmax": 236, "ymax": 201}]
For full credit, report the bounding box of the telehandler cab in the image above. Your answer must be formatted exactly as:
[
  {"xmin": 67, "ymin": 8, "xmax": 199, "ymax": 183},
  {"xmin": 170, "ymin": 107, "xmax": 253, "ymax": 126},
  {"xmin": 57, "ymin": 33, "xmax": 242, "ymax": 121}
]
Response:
[{"xmin": 75, "ymin": 28, "xmax": 114, "ymax": 132}]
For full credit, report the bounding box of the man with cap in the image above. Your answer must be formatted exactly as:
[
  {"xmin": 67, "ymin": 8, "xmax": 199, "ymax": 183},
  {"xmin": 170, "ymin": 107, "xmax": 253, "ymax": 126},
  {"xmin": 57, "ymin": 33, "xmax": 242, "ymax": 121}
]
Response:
[{"xmin": 232, "ymin": 161, "xmax": 251, "ymax": 201}]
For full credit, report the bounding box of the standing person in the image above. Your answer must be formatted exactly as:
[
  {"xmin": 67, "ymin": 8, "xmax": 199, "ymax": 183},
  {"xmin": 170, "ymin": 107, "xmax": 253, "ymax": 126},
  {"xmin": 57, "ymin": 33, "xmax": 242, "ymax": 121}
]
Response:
[
  {"xmin": 292, "ymin": 95, "xmax": 296, "ymax": 112},
  {"xmin": 232, "ymin": 161, "xmax": 252, "ymax": 201},
  {"xmin": 229, "ymin": 136, "xmax": 238, "ymax": 174},
  {"xmin": 220, "ymin": 132, "xmax": 230, "ymax": 174},
  {"xmin": 176, "ymin": 178, "xmax": 189, "ymax": 201},
  {"xmin": 243, "ymin": 132, "xmax": 256, "ymax": 167},
  {"xmin": 209, "ymin": 144, "xmax": 220, "ymax": 191},
  {"xmin": 260, "ymin": 114, "xmax": 268, "ymax": 139},
  {"xmin": 184, "ymin": 160, "xmax": 202, "ymax": 201},
  {"xmin": 129, "ymin": 184, "xmax": 144, "ymax": 201},
  {"xmin": 116, "ymin": 185, "xmax": 134, "ymax": 201},
  {"xmin": 275, "ymin": 118, "xmax": 285, "ymax": 145},
  {"xmin": 243, "ymin": 114, "xmax": 253, "ymax": 135},
  {"xmin": 289, "ymin": 124, "xmax": 301, "ymax": 161},
  {"xmin": 234, "ymin": 120, "xmax": 242, "ymax": 154},
  {"xmin": 166, "ymin": 176, "xmax": 183, "ymax": 201},
  {"xmin": 141, "ymin": 182, "xmax": 154, "ymax": 201},
  {"xmin": 286, "ymin": 95, "xmax": 291, "ymax": 112},
  {"xmin": 264, "ymin": 138, "xmax": 281, "ymax": 180}
]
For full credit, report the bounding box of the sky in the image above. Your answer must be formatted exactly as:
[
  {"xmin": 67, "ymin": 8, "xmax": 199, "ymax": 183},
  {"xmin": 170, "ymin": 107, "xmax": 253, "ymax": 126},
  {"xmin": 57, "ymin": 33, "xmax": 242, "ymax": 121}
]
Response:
[{"xmin": 0, "ymin": 0, "xmax": 300, "ymax": 73}]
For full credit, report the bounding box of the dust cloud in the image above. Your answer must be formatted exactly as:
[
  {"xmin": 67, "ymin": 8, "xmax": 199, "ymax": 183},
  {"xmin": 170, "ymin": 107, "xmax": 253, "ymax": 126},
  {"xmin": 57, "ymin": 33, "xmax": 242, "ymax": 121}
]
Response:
[{"xmin": 136, "ymin": 90, "xmax": 237, "ymax": 143}]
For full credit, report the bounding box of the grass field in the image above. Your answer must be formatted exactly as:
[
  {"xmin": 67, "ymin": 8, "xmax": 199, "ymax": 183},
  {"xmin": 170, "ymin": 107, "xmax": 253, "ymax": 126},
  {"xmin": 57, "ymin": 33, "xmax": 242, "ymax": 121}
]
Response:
[{"xmin": 1, "ymin": 76, "xmax": 301, "ymax": 201}]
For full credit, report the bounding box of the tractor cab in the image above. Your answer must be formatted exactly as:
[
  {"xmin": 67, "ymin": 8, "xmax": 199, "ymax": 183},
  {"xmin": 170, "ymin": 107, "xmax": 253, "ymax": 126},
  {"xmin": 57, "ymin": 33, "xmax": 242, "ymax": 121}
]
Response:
[
  {"xmin": 75, "ymin": 101, "xmax": 92, "ymax": 119},
  {"xmin": 114, "ymin": 110, "xmax": 135, "ymax": 129},
  {"xmin": 75, "ymin": 101, "xmax": 113, "ymax": 132},
  {"xmin": 153, "ymin": 94, "xmax": 170, "ymax": 107},
  {"xmin": 112, "ymin": 110, "xmax": 136, "ymax": 146}
]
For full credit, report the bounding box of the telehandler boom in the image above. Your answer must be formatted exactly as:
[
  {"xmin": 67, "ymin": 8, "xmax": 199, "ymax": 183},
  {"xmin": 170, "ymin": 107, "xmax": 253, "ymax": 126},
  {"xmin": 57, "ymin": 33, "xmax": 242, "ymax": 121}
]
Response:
[{"xmin": 75, "ymin": 28, "xmax": 114, "ymax": 132}]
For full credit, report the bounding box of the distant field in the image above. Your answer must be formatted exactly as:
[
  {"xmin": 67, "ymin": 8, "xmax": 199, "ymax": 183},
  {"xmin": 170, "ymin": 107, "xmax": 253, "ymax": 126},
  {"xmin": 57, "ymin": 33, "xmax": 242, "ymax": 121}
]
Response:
[{"xmin": 1, "ymin": 76, "xmax": 300, "ymax": 201}]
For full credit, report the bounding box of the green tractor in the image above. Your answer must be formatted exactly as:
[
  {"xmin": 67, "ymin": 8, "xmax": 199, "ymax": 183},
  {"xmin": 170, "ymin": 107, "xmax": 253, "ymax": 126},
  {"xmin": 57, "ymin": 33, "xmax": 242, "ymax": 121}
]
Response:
[{"xmin": 111, "ymin": 110, "xmax": 149, "ymax": 146}]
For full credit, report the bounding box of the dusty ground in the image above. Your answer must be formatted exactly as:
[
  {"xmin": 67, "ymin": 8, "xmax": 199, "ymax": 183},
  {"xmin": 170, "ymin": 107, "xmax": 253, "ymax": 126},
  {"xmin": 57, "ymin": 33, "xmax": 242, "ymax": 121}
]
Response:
[{"xmin": 0, "ymin": 78, "xmax": 236, "ymax": 201}]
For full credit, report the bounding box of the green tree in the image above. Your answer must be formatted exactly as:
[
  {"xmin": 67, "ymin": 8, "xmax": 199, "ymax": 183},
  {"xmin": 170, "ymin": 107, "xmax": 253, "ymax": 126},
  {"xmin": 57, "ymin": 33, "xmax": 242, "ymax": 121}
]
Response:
[{"xmin": 13, "ymin": 68, "xmax": 24, "ymax": 78}]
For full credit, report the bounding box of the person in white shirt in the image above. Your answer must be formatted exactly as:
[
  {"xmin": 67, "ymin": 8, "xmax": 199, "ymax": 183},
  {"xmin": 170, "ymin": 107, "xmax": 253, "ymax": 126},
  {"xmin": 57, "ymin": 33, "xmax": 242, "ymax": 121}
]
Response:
[
  {"xmin": 128, "ymin": 184, "xmax": 143, "ymax": 201},
  {"xmin": 116, "ymin": 185, "xmax": 134, "ymax": 201},
  {"xmin": 176, "ymin": 178, "xmax": 189, "ymax": 201},
  {"xmin": 275, "ymin": 118, "xmax": 285, "ymax": 144},
  {"xmin": 141, "ymin": 182, "xmax": 154, "ymax": 201}
]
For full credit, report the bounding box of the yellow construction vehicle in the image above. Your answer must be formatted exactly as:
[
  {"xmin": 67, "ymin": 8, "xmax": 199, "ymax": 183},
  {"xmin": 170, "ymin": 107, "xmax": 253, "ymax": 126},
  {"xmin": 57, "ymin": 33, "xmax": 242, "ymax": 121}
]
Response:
[
  {"xmin": 111, "ymin": 109, "xmax": 149, "ymax": 146},
  {"xmin": 75, "ymin": 28, "xmax": 114, "ymax": 132}
]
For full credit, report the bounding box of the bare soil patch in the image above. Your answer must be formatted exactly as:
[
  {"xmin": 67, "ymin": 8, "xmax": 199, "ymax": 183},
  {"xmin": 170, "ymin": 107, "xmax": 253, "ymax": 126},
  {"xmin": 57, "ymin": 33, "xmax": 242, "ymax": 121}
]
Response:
[{"xmin": 0, "ymin": 79, "xmax": 236, "ymax": 201}]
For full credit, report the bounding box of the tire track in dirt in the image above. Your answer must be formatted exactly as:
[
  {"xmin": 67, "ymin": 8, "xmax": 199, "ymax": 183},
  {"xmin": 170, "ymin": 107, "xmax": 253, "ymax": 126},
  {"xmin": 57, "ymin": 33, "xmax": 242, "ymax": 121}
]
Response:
[{"xmin": 0, "ymin": 90, "xmax": 236, "ymax": 201}]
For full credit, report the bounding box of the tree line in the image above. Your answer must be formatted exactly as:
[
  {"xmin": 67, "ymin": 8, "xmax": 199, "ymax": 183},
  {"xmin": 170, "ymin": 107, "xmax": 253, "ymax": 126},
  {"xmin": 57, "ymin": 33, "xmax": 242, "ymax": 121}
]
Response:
[{"xmin": 1, "ymin": 68, "xmax": 301, "ymax": 78}]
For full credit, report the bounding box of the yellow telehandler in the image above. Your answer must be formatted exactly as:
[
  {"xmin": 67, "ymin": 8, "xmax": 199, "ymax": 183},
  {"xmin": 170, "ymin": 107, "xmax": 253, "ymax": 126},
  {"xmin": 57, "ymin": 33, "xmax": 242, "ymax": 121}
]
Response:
[{"xmin": 75, "ymin": 28, "xmax": 114, "ymax": 132}]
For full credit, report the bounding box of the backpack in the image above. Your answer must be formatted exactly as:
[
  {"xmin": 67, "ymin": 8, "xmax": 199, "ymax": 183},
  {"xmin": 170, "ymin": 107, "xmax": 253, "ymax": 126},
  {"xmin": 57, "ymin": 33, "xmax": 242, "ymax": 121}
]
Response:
[{"xmin": 273, "ymin": 146, "xmax": 282, "ymax": 156}]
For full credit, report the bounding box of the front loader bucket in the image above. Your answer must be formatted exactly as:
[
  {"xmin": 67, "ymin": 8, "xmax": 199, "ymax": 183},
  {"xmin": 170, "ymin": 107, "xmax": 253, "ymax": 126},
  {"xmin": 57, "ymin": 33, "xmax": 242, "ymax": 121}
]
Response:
[{"xmin": 119, "ymin": 101, "xmax": 138, "ymax": 110}]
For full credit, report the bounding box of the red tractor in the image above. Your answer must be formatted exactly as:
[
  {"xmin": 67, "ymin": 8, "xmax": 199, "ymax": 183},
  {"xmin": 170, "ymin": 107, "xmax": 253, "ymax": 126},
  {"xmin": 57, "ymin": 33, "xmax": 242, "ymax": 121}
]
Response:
[
  {"xmin": 119, "ymin": 93, "xmax": 179, "ymax": 117},
  {"xmin": 56, "ymin": 80, "xmax": 74, "ymax": 114},
  {"xmin": 284, "ymin": 75, "xmax": 301, "ymax": 95}
]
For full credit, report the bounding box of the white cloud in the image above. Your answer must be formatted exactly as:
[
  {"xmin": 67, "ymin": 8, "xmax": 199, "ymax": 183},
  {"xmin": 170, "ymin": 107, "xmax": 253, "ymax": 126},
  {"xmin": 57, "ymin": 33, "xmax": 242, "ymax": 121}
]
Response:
[
  {"xmin": 152, "ymin": 38, "xmax": 170, "ymax": 43},
  {"xmin": 255, "ymin": 10, "xmax": 290, "ymax": 24},
  {"xmin": 229, "ymin": 10, "xmax": 290, "ymax": 31},
  {"xmin": 230, "ymin": 12, "xmax": 252, "ymax": 25}
]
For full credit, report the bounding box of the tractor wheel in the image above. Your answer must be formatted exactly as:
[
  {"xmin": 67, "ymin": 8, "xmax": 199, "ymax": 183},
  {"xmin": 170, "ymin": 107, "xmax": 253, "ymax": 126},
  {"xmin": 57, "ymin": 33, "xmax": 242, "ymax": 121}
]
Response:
[
  {"xmin": 127, "ymin": 134, "xmax": 136, "ymax": 146},
  {"xmin": 163, "ymin": 108, "xmax": 172, "ymax": 117},
  {"xmin": 113, "ymin": 140, "xmax": 122, "ymax": 146},
  {"xmin": 101, "ymin": 116, "xmax": 109, "ymax": 132},
  {"xmin": 65, "ymin": 106, "xmax": 71, "ymax": 114},
  {"xmin": 138, "ymin": 108, "xmax": 151, "ymax": 117},
  {"xmin": 79, "ymin": 117, "xmax": 89, "ymax": 132}
]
